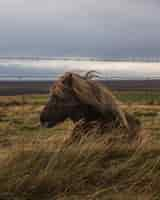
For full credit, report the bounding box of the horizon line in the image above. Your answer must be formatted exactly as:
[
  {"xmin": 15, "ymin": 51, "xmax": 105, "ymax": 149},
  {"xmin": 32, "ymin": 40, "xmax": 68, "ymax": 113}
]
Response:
[{"xmin": 0, "ymin": 56, "xmax": 160, "ymax": 62}]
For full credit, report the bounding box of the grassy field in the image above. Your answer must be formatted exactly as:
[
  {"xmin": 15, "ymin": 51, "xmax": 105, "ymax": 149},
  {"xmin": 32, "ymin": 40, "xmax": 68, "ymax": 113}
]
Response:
[{"xmin": 0, "ymin": 91, "xmax": 160, "ymax": 199}]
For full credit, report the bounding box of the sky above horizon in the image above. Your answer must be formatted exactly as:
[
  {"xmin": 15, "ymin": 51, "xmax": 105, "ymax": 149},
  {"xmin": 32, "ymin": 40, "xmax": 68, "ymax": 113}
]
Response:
[{"xmin": 0, "ymin": 1, "xmax": 160, "ymax": 58}]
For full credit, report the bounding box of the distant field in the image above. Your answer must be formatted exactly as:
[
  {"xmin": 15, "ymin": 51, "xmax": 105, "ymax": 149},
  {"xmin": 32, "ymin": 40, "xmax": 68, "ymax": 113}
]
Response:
[
  {"xmin": 0, "ymin": 92, "xmax": 160, "ymax": 199},
  {"xmin": 0, "ymin": 79, "xmax": 160, "ymax": 96}
]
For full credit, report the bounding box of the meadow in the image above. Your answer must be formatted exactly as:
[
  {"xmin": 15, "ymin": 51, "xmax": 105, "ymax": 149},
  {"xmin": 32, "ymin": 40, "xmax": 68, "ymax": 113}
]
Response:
[{"xmin": 0, "ymin": 91, "xmax": 160, "ymax": 199}]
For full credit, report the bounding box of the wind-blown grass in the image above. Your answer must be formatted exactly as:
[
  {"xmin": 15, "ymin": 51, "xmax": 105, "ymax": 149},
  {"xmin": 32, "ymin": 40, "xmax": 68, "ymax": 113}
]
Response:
[
  {"xmin": 0, "ymin": 93, "xmax": 160, "ymax": 199},
  {"xmin": 0, "ymin": 129, "xmax": 156, "ymax": 200}
]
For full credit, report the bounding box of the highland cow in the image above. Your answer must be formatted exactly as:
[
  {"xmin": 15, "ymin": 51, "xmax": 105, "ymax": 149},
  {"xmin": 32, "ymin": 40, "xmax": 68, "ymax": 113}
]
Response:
[{"xmin": 40, "ymin": 72, "xmax": 141, "ymax": 141}]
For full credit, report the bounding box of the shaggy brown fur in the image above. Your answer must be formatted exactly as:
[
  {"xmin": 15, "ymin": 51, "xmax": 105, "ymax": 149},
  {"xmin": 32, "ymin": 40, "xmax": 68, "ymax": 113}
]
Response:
[
  {"xmin": 40, "ymin": 72, "xmax": 141, "ymax": 141},
  {"xmin": 69, "ymin": 112, "xmax": 141, "ymax": 143}
]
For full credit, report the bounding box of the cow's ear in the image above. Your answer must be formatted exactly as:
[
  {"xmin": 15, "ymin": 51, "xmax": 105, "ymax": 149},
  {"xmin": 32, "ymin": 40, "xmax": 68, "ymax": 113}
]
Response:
[{"xmin": 63, "ymin": 72, "xmax": 73, "ymax": 87}]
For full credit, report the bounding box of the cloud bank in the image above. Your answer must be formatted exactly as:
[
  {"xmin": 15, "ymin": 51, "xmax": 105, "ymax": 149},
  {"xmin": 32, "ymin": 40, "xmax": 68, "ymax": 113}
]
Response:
[{"xmin": 0, "ymin": 0, "xmax": 160, "ymax": 57}]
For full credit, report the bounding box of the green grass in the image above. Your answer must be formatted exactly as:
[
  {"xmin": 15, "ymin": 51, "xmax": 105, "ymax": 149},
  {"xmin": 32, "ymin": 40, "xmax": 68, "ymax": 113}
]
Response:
[{"xmin": 115, "ymin": 91, "xmax": 160, "ymax": 105}]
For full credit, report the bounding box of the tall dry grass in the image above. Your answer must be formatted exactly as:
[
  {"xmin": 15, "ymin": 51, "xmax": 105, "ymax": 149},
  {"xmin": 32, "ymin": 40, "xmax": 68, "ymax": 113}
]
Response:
[
  {"xmin": 0, "ymin": 94, "xmax": 160, "ymax": 200},
  {"xmin": 0, "ymin": 128, "xmax": 158, "ymax": 200}
]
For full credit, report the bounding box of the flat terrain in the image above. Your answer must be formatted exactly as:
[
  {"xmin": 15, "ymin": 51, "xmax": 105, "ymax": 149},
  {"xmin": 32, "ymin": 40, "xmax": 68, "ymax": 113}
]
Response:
[
  {"xmin": 0, "ymin": 91, "xmax": 160, "ymax": 199},
  {"xmin": 1, "ymin": 79, "xmax": 160, "ymax": 96}
]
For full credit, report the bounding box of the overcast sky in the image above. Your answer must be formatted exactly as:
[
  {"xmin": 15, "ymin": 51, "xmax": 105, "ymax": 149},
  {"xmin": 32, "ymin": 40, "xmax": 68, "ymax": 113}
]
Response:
[{"xmin": 0, "ymin": 0, "xmax": 160, "ymax": 58}]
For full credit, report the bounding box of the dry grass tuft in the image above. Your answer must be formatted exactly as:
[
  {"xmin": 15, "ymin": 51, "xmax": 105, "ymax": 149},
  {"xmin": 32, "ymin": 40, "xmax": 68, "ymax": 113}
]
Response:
[{"xmin": 0, "ymin": 128, "xmax": 152, "ymax": 200}]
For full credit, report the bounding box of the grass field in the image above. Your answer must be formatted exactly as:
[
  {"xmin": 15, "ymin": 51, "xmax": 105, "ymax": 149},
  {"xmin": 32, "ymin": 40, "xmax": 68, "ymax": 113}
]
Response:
[{"xmin": 0, "ymin": 91, "xmax": 160, "ymax": 199}]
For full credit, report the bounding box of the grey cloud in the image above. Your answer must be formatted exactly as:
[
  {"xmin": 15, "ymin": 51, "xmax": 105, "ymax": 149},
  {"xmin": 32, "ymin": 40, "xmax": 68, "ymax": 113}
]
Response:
[{"xmin": 0, "ymin": 0, "xmax": 160, "ymax": 57}]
